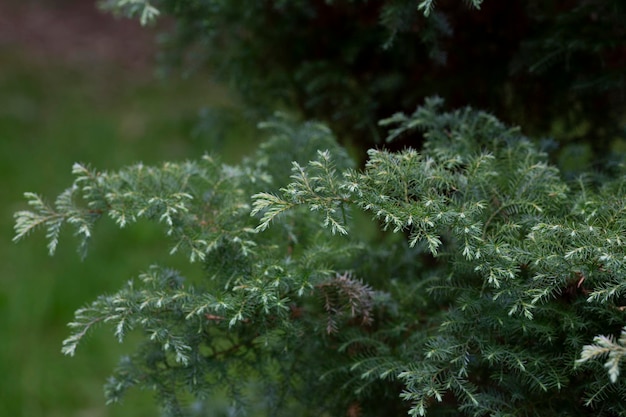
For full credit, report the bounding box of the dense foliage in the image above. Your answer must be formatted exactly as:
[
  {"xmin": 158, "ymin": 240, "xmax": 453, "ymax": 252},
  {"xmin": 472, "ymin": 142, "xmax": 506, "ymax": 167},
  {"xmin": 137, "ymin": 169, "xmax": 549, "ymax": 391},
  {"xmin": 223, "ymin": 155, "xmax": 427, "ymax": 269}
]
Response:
[
  {"xmin": 100, "ymin": 0, "xmax": 625, "ymax": 160},
  {"xmin": 14, "ymin": 1, "xmax": 626, "ymax": 416},
  {"xmin": 15, "ymin": 99, "xmax": 626, "ymax": 416}
]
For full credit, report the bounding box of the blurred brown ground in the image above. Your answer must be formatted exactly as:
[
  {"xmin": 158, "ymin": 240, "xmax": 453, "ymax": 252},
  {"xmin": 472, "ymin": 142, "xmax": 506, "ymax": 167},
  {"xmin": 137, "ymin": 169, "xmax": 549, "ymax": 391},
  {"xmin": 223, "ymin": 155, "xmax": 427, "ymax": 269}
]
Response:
[{"xmin": 0, "ymin": 0, "xmax": 155, "ymax": 71}]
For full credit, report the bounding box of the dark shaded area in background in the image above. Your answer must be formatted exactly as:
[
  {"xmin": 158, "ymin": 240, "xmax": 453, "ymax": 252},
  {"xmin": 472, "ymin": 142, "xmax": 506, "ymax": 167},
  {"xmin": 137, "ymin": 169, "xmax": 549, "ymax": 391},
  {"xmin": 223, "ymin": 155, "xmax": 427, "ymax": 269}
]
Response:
[{"xmin": 155, "ymin": 0, "xmax": 625, "ymax": 169}]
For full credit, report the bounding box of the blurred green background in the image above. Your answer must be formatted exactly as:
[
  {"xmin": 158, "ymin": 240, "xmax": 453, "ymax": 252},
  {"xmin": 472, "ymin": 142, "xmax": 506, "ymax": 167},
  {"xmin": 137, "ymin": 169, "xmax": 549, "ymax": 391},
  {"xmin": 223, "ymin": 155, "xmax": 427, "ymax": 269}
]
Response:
[{"xmin": 0, "ymin": 1, "xmax": 255, "ymax": 415}]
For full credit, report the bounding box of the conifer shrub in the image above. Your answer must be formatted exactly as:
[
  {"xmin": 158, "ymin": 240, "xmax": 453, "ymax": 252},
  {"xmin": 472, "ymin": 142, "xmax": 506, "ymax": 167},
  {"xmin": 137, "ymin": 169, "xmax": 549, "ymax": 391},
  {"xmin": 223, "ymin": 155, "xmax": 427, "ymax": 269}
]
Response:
[
  {"xmin": 14, "ymin": 1, "xmax": 626, "ymax": 416},
  {"xmin": 14, "ymin": 99, "xmax": 626, "ymax": 416}
]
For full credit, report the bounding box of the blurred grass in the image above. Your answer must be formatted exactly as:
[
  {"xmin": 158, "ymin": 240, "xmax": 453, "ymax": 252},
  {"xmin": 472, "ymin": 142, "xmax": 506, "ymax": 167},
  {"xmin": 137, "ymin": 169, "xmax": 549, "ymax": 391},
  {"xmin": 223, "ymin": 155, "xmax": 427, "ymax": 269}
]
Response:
[{"xmin": 0, "ymin": 46, "xmax": 257, "ymax": 416}]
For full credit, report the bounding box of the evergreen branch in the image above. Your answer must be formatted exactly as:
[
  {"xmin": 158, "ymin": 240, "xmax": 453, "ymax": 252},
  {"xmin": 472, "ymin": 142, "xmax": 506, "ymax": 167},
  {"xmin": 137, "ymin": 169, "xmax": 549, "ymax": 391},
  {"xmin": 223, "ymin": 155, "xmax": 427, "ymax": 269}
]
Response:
[
  {"xmin": 13, "ymin": 195, "xmax": 66, "ymax": 255},
  {"xmin": 252, "ymin": 150, "xmax": 352, "ymax": 235},
  {"xmin": 99, "ymin": 0, "xmax": 160, "ymax": 25},
  {"xmin": 417, "ymin": 1, "xmax": 436, "ymax": 18},
  {"xmin": 62, "ymin": 314, "xmax": 105, "ymax": 357},
  {"xmin": 250, "ymin": 193, "xmax": 295, "ymax": 232},
  {"xmin": 13, "ymin": 187, "xmax": 99, "ymax": 257},
  {"xmin": 577, "ymin": 328, "xmax": 626, "ymax": 383}
]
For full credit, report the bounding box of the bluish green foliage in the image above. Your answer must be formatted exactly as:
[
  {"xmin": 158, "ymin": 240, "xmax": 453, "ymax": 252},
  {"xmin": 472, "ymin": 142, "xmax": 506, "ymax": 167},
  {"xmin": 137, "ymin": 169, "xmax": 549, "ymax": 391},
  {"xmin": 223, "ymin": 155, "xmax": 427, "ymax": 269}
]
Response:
[
  {"xmin": 15, "ymin": 101, "xmax": 626, "ymax": 416},
  {"xmin": 12, "ymin": 0, "xmax": 626, "ymax": 416}
]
